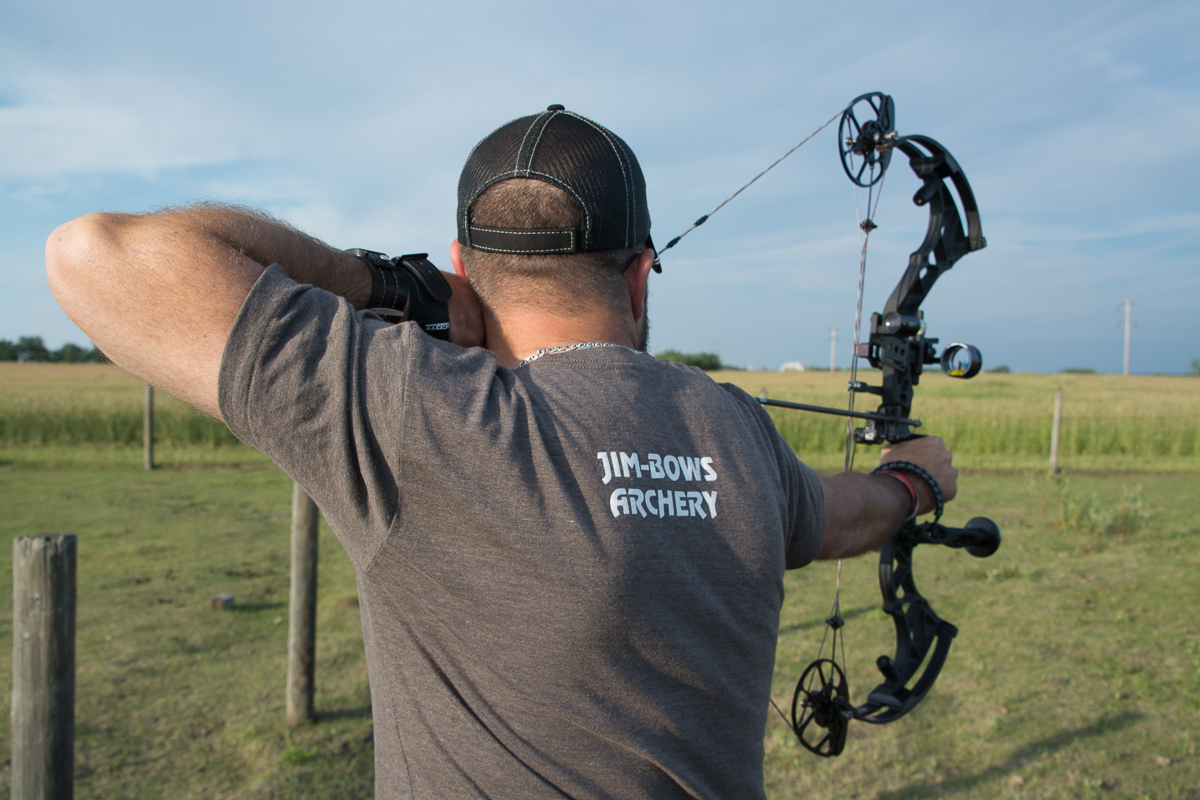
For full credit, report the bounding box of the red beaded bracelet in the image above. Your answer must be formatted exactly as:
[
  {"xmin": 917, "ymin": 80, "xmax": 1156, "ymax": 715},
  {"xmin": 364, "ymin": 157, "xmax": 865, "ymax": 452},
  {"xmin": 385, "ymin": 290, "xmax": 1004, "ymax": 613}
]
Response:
[{"xmin": 878, "ymin": 470, "xmax": 919, "ymax": 520}]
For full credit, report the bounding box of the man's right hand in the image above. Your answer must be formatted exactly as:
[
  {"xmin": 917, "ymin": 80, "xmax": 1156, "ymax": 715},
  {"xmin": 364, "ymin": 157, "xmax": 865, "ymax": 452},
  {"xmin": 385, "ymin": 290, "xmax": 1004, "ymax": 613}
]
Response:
[{"xmin": 443, "ymin": 270, "xmax": 485, "ymax": 349}]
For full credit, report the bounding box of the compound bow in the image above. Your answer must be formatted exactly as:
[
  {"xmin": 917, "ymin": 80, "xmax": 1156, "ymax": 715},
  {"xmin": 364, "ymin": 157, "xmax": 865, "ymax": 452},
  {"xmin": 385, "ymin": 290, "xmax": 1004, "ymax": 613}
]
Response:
[{"xmin": 659, "ymin": 91, "xmax": 1003, "ymax": 756}]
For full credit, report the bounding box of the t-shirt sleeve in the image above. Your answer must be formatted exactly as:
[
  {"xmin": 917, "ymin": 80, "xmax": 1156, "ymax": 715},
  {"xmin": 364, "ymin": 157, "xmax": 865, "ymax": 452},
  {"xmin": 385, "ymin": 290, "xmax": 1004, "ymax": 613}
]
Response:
[
  {"xmin": 217, "ymin": 264, "xmax": 406, "ymax": 568},
  {"xmin": 780, "ymin": 438, "xmax": 825, "ymax": 569},
  {"xmin": 720, "ymin": 384, "xmax": 826, "ymax": 569}
]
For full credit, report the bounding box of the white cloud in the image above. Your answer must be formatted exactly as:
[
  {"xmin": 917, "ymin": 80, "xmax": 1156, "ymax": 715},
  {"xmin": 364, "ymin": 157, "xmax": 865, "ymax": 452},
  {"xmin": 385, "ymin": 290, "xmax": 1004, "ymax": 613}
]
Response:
[{"xmin": 0, "ymin": 71, "xmax": 272, "ymax": 183}]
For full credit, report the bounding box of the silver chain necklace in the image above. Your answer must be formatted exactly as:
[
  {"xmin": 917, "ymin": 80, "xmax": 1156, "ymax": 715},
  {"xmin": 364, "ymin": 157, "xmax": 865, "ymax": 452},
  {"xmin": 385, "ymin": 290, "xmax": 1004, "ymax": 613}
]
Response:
[{"xmin": 516, "ymin": 341, "xmax": 634, "ymax": 368}]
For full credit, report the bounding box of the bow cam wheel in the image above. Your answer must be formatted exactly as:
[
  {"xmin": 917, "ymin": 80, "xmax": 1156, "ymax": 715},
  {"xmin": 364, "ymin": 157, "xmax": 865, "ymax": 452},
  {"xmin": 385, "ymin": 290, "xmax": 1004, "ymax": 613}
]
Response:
[
  {"xmin": 791, "ymin": 658, "xmax": 853, "ymax": 757},
  {"xmin": 839, "ymin": 92, "xmax": 896, "ymax": 187}
]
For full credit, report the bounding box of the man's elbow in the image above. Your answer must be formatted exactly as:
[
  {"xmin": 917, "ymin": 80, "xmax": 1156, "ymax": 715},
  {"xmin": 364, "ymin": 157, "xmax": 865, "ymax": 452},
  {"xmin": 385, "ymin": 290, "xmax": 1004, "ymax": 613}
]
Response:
[
  {"xmin": 46, "ymin": 213, "xmax": 119, "ymax": 314},
  {"xmin": 815, "ymin": 525, "xmax": 880, "ymax": 561},
  {"xmin": 816, "ymin": 536, "xmax": 854, "ymax": 561}
]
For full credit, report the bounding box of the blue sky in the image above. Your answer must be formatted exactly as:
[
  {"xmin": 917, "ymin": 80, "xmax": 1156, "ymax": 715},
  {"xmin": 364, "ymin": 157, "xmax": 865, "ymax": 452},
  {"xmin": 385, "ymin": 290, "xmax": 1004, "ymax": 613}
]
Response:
[{"xmin": 2, "ymin": 0, "xmax": 1196, "ymax": 374}]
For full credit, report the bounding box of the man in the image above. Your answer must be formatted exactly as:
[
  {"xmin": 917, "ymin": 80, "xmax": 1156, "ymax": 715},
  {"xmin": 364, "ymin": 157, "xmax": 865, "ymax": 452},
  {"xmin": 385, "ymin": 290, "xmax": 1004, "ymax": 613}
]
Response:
[{"xmin": 47, "ymin": 106, "xmax": 956, "ymax": 799}]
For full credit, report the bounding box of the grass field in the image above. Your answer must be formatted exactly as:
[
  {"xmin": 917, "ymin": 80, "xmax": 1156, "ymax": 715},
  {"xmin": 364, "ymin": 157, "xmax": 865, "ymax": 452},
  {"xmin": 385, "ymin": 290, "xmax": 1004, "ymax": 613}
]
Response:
[{"xmin": 1, "ymin": 364, "xmax": 1197, "ymax": 798}]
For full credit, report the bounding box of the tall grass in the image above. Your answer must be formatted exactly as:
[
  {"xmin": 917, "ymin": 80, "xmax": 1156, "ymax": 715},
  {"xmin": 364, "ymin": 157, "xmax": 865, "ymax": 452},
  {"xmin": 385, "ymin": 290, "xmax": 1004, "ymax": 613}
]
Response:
[
  {"xmin": 3, "ymin": 364, "xmax": 1197, "ymax": 470},
  {"xmin": 0, "ymin": 364, "xmax": 248, "ymax": 466},
  {"xmin": 763, "ymin": 405, "xmax": 1199, "ymax": 457},
  {"xmin": 720, "ymin": 369, "xmax": 1199, "ymax": 470},
  {"xmin": 0, "ymin": 395, "xmax": 239, "ymax": 447}
]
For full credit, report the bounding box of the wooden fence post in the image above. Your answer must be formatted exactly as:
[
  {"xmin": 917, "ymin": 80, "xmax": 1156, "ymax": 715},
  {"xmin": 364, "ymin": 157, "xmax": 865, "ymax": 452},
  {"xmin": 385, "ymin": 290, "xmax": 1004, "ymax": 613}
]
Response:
[
  {"xmin": 143, "ymin": 384, "xmax": 154, "ymax": 471},
  {"xmin": 286, "ymin": 483, "xmax": 319, "ymax": 727},
  {"xmin": 1049, "ymin": 387, "xmax": 1064, "ymax": 474},
  {"xmin": 12, "ymin": 534, "xmax": 77, "ymax": 800}
]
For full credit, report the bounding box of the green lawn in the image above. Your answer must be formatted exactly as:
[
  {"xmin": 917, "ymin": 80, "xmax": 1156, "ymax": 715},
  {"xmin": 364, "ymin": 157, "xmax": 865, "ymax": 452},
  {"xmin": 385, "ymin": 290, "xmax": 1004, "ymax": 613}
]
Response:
[
  {"xmin": 0, "ymin": 466, "xmax": 374, "ymax": 798},
  {"xmin": 0, "ymin": 465, "xmax": 1195, "ymax": 798},
  {"xmin": 765, "ymin": 472, "xmax": 1200, "ymax": 799}
]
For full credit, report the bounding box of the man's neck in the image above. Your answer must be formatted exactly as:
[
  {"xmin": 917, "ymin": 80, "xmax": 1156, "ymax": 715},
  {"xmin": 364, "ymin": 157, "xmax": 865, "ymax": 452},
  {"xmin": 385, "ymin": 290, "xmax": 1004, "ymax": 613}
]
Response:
[{"xmin": 485, "ymin": 307, "xmax": 637, "ymax": 369}]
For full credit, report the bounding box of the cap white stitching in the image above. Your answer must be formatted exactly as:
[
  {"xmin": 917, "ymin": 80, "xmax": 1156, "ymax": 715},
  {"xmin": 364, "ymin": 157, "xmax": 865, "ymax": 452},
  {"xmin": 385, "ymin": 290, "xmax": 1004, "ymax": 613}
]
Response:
[
  {"xmin": 461, "ymin": 112, "xmax": 533, "ymax": 244},
  {"xmin": 518, "ymin": 111, "xmax": 557, "ymax": 174},
  {"xmin": 565, "ymin": 112, "xmax": 635, "ymax": 248},
  {"xmin": 514, "ymin": 113, "xmax": 544, "ymax": 174},
  {"xmin": 525, "ymin": 109, "xmax": 560, "ymax": 173}
]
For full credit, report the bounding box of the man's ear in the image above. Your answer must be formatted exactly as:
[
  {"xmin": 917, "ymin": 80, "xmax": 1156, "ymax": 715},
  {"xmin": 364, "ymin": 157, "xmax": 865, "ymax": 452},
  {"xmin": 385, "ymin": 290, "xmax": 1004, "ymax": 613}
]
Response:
[
  {"xmin": 625, "ymin": 248, "xmax": 655, "ymax": 321},
  {"xmin": 449, "ymin": 240, "xmax": 468, "ymax": 278}
]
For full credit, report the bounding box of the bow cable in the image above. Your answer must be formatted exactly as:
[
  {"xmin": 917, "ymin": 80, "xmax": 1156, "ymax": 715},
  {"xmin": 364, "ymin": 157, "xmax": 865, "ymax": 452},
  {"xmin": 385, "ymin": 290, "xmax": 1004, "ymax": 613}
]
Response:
[{"xmin": 816, "ymin": 150, "xmax": 889, "ymax": 730}]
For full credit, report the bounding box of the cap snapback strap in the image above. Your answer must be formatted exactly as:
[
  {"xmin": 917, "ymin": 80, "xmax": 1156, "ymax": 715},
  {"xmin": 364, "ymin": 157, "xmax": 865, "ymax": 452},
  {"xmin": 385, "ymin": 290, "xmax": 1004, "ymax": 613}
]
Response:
[{"xmin": 467, "ymin": 225, "xmax": 580, "ymax": 254}]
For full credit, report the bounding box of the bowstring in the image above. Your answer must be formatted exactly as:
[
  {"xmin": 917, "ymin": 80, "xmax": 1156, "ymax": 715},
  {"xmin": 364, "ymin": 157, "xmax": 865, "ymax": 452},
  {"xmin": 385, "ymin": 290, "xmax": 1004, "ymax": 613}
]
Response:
[
  {"xmin": 827, "ymin": 559, "xmax": 845, "ymax": 675},
  {"xmin": 768, "ymin": 162, "xmax": 890, "ymax": 736},
  {"xmin": 844, "ymin": 161, "xmax": 889, "ymax": 474},
  {"xmin": 657, "ymin": 105, "xmax": 850, "ymax": 256},
  {"xmin": 824, "ymin": 149, "xmax": 891, "ymax": 712}
]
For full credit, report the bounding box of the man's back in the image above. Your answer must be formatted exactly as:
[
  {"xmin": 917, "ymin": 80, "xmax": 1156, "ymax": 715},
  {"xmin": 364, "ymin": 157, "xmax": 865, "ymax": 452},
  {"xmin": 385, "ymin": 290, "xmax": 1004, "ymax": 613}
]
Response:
[{"xmin": 219, "ymin": 269, "xmax": 824, "ymax": 798}]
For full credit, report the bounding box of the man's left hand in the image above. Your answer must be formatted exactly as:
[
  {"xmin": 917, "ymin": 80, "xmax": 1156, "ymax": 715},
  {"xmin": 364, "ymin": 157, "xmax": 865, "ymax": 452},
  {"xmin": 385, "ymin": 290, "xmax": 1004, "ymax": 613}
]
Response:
[{"xmin": 879, "ymin": 436, "xmax": 957, "ymax": 516}]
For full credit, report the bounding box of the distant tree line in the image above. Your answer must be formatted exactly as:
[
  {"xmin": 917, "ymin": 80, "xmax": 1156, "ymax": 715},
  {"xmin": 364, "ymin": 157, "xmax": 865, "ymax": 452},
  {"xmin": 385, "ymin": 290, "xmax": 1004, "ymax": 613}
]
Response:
[
  {"xmin": 656, "ymin": 350, "xmax": 724, "ymax": 371},
  {"xmin": 0, "ymin": 336, "xmax": 107, "ymax": 363}
]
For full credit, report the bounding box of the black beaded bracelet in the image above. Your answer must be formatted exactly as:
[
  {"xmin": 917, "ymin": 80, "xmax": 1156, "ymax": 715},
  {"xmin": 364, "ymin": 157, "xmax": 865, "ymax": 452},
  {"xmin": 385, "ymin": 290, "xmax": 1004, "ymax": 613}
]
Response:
[{"xmin": 872, "ymin": 460, "xmax": 944, "ymax": 522}]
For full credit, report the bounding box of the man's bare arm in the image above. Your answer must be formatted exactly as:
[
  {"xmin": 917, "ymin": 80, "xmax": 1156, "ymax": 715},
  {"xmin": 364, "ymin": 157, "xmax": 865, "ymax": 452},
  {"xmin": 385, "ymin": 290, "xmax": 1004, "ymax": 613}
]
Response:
[
  {"xmin": 816, "ymin": 436, "xmax": 958, "ymax": 560},
  {"xmin": 46, "ymin": 205, "xmax": 485, "ymax": 419},
  {"xmin": 45, "ymin": 206, "xmax": 371, "ymax": 418}
]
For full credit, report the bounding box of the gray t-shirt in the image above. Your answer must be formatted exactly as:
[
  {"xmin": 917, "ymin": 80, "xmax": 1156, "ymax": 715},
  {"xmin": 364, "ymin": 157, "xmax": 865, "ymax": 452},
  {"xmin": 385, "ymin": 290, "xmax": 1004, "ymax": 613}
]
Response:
[{"xmin": 219, "ymin": 265, "xmax": 825, "ymax": 800}]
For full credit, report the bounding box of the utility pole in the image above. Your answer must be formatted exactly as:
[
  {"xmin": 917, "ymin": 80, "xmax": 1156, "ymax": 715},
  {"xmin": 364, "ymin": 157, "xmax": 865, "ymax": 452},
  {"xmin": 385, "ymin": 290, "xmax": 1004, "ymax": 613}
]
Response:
[
  {"xmin": 1123, "ymin": 299, "xmax": 1132, "ymax": 376},
  {"xmin": 829, "ymin": 327, "xmax": 837, "ymax": 373},
  {"xmin": 1049, "ymin": 388, "xmax": 1063, "ymax": 474}
]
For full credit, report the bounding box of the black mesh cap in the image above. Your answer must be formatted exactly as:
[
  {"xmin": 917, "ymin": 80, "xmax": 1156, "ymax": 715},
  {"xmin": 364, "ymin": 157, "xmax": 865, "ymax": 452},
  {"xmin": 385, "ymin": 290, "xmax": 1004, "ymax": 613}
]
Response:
[{"xmin": 457, "ymin": 106, "xmax": 652, "ymax": 260}]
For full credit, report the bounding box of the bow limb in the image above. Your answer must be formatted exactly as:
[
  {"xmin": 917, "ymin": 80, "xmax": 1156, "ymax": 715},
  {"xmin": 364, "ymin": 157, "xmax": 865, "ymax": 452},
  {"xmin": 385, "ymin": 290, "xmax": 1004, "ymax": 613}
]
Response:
[{"xmin": 852, "ymin": 134, "xmax": 987, "ymax": 446}]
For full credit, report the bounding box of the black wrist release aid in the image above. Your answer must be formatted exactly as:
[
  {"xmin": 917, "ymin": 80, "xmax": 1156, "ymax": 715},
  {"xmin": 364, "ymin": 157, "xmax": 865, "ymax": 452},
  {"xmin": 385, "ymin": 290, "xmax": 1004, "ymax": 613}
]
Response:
[{"xmin": 345, "ymin": 249, "xmax": 453, "ymax": 340}]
